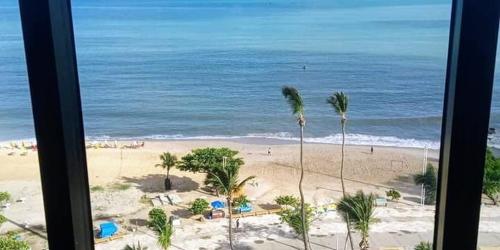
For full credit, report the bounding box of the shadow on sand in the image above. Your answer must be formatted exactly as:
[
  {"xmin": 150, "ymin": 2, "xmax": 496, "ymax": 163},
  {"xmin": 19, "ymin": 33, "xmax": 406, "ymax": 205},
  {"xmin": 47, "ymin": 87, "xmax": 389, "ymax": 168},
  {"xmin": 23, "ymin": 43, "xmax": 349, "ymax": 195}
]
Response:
[
  {"xmin": 121, "ymin": 174, "xmax": 199, "ymax": 193},
  {"xmin": 384, "ymin": 175, "xmax": 421, "ymax": 196}
]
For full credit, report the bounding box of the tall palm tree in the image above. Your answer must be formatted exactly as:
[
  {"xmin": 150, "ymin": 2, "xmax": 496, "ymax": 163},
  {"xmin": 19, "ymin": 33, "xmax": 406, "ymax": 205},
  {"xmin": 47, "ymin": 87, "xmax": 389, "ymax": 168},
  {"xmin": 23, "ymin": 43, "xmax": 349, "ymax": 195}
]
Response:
[
  {"xmin": 327, "ymin": 91, "xmax": 354, "ymax": 249},
  {"xmin": 156, "ymin": 152, "xmax": 177, "ymax": 190},
  {"xmin": 282, "ymin": 86, "xmax": 311, "ymax": 250},
  {"xmin": 337, "ymin": 191, "xmax": 379, "ymax": 250},
  {"xmin": 210, "ymin": 161, "xmax": 256, "ymax": 250}
]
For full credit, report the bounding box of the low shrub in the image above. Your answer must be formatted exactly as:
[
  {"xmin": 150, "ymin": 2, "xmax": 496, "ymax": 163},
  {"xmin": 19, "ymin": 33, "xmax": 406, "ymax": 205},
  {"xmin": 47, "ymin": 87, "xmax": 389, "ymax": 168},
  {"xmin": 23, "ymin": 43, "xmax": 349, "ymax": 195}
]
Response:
[
  {"xmin": 0, "ymin": 214, "xmax": 7, "ymax": 225},
  {"xmin": 415, "ymin": 241, "xmax": 432, "ymax": 250},
  {"xmin": 386, "ymin": 188, "xmax": 401, "ymax": 201},
  {"xmin": 189, "ymin": 198, "xmax": 209, "ymax": 215},
  {"xmin": 0, "ymin": 192, "xmax": 11, "ymax": 203},
  {"xmin": 0, "ymin": 235, "xmax": 30, "ymax": 250},
  {"xmin": 275, "ymin": 195, "xmax": 299, "ymax": 207},
  {"xmin": 148, "ymin": 208, "xmax": 167, "ymax": 231}
]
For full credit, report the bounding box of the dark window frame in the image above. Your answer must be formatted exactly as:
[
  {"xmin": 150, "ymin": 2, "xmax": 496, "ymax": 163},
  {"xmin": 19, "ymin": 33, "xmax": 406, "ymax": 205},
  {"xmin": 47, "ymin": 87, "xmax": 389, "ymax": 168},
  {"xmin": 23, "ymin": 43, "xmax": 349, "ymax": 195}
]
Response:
[{"xmin": 16, "ymin": 0, "xmax": 499, "ymax": 249}]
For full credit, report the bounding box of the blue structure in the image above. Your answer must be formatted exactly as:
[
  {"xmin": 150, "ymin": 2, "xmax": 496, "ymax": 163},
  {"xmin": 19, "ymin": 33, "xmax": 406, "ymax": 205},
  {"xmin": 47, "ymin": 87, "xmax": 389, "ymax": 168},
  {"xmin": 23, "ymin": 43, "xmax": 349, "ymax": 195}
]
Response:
[
  {"xmin": 99, "ymin": 222, "xmax": 118, "ymax": 238},
  {"xmin": 211, "ymin": 200, "xmax": 225, "ymax": 209},
  {"xmin": 239, "ymin": 203, "xmax": 252, "ymax": 213}
]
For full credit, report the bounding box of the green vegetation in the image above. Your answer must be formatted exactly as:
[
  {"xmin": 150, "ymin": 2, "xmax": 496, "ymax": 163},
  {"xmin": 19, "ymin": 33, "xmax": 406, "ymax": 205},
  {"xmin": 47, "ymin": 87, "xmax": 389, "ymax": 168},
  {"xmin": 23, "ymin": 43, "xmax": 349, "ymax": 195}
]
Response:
[
  {"xmin": 386, "ymin": 188, "xmax": 401, "ymax": 201},
  {"xmin": 484, "ymin": 148, "xmax": 500, "ymax": 205},
  {"xmin": 90, "ymin": 185, "xmax": 105, "ymax": 192},
  {"xmin": 178, "ymin": 147, "xmax": 244, "ymax": 195},
  {"xmin": 232, "ymin": 195, "xmax": 250, "ymax": 207},
  {"xmin": 178, "ymin": 148, "xmax": 243, "ymax": 174},
  {"xmin": 157, "ymin": 222, "xmax": 174, "ymax": 250},
  {"xmin": 327, "ymin": 91, "xmax": 354, "ymax": 250},
  {"xmin": 282, "ymin": 86, "xmax": 311, "ymax": 250},
  {"xmin": 156, "ymin": 152, "xmax": 178, "ymax": 190},
  {"xmin": 148, "ymin": 208, "xmax": 167, "ymax": 231},
  {"xmin": 0, "ymin": 235, "xmax": 30, "ymax": 250},
  {"xmin": 337, "ymin": 191, "xmax": 379, "ymax": 250},
  {"xmin": 123, "ymin": 241, "xmax": 148, "ymax": 250},
  {"xmin": 275, "ymin": 195, "xmax": 299, "ymax": 208},
  {"xmin": 414, "ymin": 241, "xmax": 432, "ymax": 250},
  {"xmin": 0, "ymin": 214, "xmax": 7, "ymax": 225},
  {"xmin": 109, "ymin": 182, "xmax": 132, "ymax": 191},
  {"xmin": 414, "ymin": 164, "xmax": 437, "ymax": 205},
  {"xmin": 209, "ymin": 161, "xmax": 255, "ymax": 250},
  {"xmin": 0, "ymin": 192, "xmax": 11, "ymax": 203},
  {"xmin": 277, "ymin": 196, "xmax": 313, "ymax": 236},
  {"xmin": 147, "ymin": 208, "xmax": 173, "ymax": 249},
  {"xmin": 189, "ymin": 198, "xmax": 209, "ymax": 215}
]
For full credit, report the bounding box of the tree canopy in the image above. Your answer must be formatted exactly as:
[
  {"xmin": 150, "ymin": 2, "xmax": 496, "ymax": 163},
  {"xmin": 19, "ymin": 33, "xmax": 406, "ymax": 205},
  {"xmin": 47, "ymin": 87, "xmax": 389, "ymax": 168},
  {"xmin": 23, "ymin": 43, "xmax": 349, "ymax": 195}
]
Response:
[{"xmin": 177, "ymin": 147, "xmax": 244, "ymax": 174}]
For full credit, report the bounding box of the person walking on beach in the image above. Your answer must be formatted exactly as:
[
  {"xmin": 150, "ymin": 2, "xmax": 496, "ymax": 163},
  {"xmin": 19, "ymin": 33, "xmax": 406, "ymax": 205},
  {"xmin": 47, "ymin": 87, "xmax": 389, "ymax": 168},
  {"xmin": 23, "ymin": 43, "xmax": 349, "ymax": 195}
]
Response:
[
  {"xmin": 370, "ymin": 146, "xmax": 374, "ymax": 154},
  {"xmin": 267, "ymin": 147, "xmax": 271, "ymax": 156}
]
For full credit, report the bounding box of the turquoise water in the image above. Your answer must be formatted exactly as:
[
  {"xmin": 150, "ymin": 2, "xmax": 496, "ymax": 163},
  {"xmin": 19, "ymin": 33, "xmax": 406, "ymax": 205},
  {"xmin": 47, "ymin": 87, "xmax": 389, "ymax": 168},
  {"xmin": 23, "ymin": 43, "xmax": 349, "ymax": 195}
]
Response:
[{"xmin": 1, "ymin": 0, "xmax": 499, "ymax": 148}]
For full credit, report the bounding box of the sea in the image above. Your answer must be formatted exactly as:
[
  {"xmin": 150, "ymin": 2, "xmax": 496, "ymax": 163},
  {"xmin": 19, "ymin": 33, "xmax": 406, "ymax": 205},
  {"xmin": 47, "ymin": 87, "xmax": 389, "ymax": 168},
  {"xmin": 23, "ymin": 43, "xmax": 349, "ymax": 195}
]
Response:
[{"xmin": 1, "ymin": 0, "xmax": 499, "ymax": 149}]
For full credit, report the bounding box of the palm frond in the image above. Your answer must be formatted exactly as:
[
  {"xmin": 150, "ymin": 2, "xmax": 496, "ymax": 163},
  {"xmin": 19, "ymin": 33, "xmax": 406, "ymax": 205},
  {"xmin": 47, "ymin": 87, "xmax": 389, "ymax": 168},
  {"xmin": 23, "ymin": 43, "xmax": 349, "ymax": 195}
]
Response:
[
  {"xmin": 337, "ymin": 191, "xmax": 378, "ymax": 239},
  {"xmin": 327, "ymin": 92, "xmax": 348, "ymax": 116},
  {"xmin": 282, "ymin": 86, "xmax": 304, "ymax": 116},
  {"xmin": 235, "ymin": 175, "xmax": 256, "ymax": 191}
]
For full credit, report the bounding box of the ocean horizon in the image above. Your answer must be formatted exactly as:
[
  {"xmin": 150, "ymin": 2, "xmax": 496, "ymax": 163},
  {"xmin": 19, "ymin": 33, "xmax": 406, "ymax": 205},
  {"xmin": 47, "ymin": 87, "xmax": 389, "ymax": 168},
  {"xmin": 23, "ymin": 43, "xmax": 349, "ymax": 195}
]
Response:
[{"xmin": 1, "ymin": 0, "xmax": 500, "ymax": 149}]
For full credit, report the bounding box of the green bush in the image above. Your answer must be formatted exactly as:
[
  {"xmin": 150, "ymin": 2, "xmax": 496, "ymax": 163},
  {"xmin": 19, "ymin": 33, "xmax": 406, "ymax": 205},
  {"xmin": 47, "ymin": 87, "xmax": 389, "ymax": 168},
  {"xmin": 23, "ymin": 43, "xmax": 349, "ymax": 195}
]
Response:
[
  {"xmin": 189, "ymin": 198, "xmax": 209, "ymax": 215},
  {"xmin": 415, "ymin": 241, "xmax": 432, "ymax": 250},
  {"xmin": 148, "ymin": 208, "xmax": 167, "ymax": 231},
  {"xmin": 275, "ymin": 195, "xmax": 299, "ymax": 207},
  {"xmin": 386, "ymin": 189, "xmax": 401, "ymax": 201},
  {"xmin": 0, "ymin": 192, "xmax": 11, "ymax": 203},
  {"xmin": 0, "ymin": 214, "xmax": 6, "ymax": 225},
  {"xmin": 278, "ymin": 203, "xmax": 313, "ymax": 235},
  {"xmin": 0, "ymin": 236, "xmax": 30, "ymax": 250}
]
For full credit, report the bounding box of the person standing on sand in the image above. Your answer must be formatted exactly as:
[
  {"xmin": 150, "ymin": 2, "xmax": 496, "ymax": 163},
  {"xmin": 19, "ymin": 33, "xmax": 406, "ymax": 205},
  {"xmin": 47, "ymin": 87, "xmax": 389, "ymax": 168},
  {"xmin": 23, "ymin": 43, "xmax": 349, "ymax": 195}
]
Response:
[
  {"xmin": 371, "ymin": 146, "xmax": 374, "ymax": 154},
  {"xmin": 267, "ymin": 147, "xmax": 271, "ymax": 156}
]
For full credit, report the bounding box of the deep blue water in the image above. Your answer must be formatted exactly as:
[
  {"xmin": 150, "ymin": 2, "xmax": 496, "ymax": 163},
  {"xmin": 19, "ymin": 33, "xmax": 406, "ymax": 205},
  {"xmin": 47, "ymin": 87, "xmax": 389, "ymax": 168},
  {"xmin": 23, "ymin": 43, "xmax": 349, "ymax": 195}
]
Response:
[{"xmin": 1, "ymin": 0, "xmax": 499, "ymax": 148}]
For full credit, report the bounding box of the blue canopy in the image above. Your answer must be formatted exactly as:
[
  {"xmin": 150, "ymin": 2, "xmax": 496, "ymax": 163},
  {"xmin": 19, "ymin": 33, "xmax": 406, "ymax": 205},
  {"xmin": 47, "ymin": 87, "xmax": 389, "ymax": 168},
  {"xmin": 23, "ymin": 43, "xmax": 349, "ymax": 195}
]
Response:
[
  {"xmin": 99, "ymin": 221, "xmax": 118, "ymax": 238},
  {"xmin": 211, "ymin": 200, "xmax": 225, "ymax": 209}
]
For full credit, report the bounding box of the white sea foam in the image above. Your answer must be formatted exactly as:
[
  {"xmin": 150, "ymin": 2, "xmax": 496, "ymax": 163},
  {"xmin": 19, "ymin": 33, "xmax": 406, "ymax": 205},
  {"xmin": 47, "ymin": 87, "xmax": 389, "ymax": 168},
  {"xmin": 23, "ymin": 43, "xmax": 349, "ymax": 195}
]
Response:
[
  {"xmin": 7, "ymin": 133, "xmax": 500, "ymax": 150},
  {"xmin": 86, "ymin": 132, "xmax": 441, "ymax": 149}
]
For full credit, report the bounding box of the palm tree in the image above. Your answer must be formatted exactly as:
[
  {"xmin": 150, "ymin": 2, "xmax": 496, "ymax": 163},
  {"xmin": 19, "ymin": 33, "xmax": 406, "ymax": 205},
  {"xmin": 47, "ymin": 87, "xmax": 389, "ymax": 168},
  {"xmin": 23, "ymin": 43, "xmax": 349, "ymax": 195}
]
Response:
[
  {"xmin": 156, "ymin": 152, "xmax": 177, "ymax": 190},
  {"xmin": 282, "ymin": 86, "xmax": 311, "ymax": 250},
  {"xmin": 327, "ymin": 91, "xmax": 354, "ymax": 249},
  {"xmin": 337, "ymin": 191, "xmax": 379, "ymax": 250},
  {"xmin": 209, "ymin": 160, "xmax": 256, "ymax": 250},
  {"xmin": 414, "ymin": 164, "xmax": 437, "ymax": 205}
]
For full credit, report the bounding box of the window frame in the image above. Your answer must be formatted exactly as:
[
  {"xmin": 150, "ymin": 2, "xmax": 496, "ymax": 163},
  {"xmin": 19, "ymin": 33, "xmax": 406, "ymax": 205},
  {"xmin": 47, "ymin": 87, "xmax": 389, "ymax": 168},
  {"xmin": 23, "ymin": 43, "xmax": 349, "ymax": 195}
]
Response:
[{"xmin": 16, "ymin": 0, "xmax": 500, "ymax": 249}]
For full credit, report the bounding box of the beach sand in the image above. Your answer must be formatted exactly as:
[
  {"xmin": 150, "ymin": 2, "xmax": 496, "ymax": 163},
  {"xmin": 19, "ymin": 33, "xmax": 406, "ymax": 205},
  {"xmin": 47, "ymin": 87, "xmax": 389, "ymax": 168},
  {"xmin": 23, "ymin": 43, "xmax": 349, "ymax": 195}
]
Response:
[{"xmin": 1, "ymin": 140, "xmax": 499, "ymax": 249}]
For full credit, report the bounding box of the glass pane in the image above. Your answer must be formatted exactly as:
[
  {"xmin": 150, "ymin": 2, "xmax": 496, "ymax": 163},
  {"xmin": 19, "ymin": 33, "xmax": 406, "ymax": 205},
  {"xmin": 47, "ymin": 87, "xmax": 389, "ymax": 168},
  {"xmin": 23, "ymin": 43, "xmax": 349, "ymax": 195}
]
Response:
[
  {"xmin": 72, "ymin": 1, "xmax": 451, "ymax": 249},
  {"xmin": 477, "ymin": 29, "xmax": 500, "ymax": 249},
  {"xmin": 0, "ymin": 2, "xmax": 48, "ymax": 249}
]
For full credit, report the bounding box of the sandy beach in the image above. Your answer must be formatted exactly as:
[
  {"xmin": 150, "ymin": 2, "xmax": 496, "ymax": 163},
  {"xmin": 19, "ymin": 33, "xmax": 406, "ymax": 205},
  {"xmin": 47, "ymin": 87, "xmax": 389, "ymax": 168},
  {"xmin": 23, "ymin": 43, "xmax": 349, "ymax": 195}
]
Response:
[{"xmin": 0, "ymin": 139, "xmax": 498, "ymax": 249}]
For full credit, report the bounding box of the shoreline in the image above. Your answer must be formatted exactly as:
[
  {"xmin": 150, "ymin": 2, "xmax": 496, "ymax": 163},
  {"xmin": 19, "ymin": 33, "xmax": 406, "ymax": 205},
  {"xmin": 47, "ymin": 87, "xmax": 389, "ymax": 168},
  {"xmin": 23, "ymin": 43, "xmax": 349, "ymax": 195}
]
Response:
[{"xmin": 0, "ymin": 136, "xmax": 441, "ymax": 150}]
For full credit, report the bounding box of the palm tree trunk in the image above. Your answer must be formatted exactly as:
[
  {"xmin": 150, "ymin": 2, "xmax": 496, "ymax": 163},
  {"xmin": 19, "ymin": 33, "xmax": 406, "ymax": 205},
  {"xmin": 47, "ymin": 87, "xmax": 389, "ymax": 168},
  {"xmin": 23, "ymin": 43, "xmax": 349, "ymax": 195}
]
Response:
[
  {"xmin": 340, "ymin": 120, "xmax": 355, "ymax": 250},
  {"xmin": 228, "ymin": 197, "xmax": 234, "ymax": 250},
  {"xmin": 299, "ymin": 125, "xmax": 310, "ymax": 250}
]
